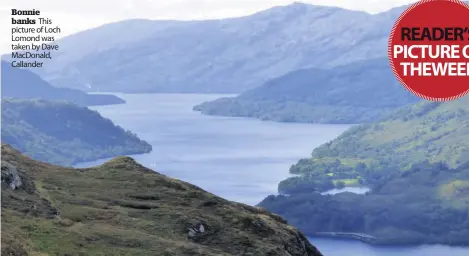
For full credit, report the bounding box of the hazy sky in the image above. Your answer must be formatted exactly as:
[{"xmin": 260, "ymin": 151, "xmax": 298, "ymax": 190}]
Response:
[{"xmin": 2, "ymin": 0, "xmax": 417, "ymax": 53}]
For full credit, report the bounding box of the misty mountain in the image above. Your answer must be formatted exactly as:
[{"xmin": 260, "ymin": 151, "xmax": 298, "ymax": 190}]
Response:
[
  {"xmin": 194, "ymin": 58, "xmax": 419, "ymax": 124},
  {"xmin": 1, "ymin": 61, "xmax": 124, "ymax": 106},
  {"xmin": 25, "ymin": 2, "xmax": 405, "ymax": 93}
]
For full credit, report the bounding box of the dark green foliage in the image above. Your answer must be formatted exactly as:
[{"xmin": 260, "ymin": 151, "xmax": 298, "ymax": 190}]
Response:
[
  {"xmin": 1, "ymin": 98, "xmax": 152, "ymax": 165},
  {"xmin": 278, "ymin": 176, "xmax": 335, "ymax": 195},
  {"xmin": 194, "ymin": 58, "xmax": 419, "ymax": 124},
  {"xmin": 1, "ymin": 61, "xmax": 124, "ymax": 106},
  {"xmin": 278, "ymin": 97, "xmax": 469, "ymax": 193},
  {"xmin": 260, "ymin": 163, "xmax": 469, "ymax": 245},
  {"xmin": 335, "ymin": 181, "xmax": 345, "ymax": 189},
  {"xmin": 259, "ymin": 97, "xmax": 469, "ymax": 245}
]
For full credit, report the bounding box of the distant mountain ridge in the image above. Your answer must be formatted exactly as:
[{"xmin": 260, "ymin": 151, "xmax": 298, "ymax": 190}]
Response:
[
  {"xmin": 16, "ymin": 2, "xmax": 406, "ymax": 93},
  {"xmin": 1, "ymin": 61, "xmax": 124, "ymax": 106}
]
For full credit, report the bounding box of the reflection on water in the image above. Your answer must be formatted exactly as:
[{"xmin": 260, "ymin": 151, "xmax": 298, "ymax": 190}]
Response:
[{"xmin": 321, "ymin": 187, "xmax": 371, "ymax": 195}]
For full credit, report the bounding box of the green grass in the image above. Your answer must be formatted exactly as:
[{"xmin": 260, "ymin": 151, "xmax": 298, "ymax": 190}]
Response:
[
  {"xmin": 333, "ymin": 179, "xmax": 360, "ymax": 186},
  {"xmin": 1, "ymin": 144, "xmax": 323, "ymax": 256},
  {"xmin": 439, "ymin": 180, "xmax": 469, "ymax": 199}
]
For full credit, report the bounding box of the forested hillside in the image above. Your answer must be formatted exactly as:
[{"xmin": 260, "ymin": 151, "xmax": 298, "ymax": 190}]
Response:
[
  {"xmin": 259, "ymin": 98, "xmax": 469, "ymax": 245},
  {"xmin": 194, "ymin": 58, "xmax": 418, "ymax": 124},
  {"xmin": 278, "ymin": 97, "xmax": 469, "ymax": 194},
  {"xmin": 260, "ymin": 162, "xmax": 469, "ymax": 245},
  {"xmin": 1, "ymin": 98, "xmax": 152, "ymax": 165}
]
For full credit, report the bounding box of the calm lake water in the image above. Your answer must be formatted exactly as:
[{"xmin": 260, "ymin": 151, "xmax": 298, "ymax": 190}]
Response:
[
  {"xmin": 76, "ymin": 93, "xmax": 351, "ymax": 205},
  {"xmin": 76, "ymin": 93, "xmax": 469, "ymax": 256},
  {"xmin": 321, "ymin": 187, "xmax": 371, "ymax": 195}
]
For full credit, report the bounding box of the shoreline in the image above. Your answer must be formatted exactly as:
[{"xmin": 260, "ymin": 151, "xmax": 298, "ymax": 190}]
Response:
[
  {"xmin": 309, "ymin": 232, "xmax": 469, "ymax": 247},
  {"xmin": 310, "ymin": 232, "xmax": 380, "ymax": 245}
]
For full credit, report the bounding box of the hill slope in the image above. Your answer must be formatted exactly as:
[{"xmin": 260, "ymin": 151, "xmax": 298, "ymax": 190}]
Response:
[
  {"xmin": 260, "ymin": 162, "xmax": 469, "ymax": 245},
  {"xmin": 20, "ymin": 3, "xmax": 405, "ymax": 93},
  {"xmin": 194, "ymin": 58, "xmax": 419, "ymax": 124},
  {"xmin": 1, "ymin": 61, "xmax": 124, "ymax": 106},
  {"xmin": 1, "ymin": 98, "xmax": 152, "ymax": 166},
  {"xmin": 258, "ymin": 98, "xmax": 469, "ymax": 245},
  {"xmin": 278, "ymin": 97, "xmax": 469, "ymax": 194},
  {"xmin": 1, "ymin": 144, "xmax": 323, "ymax": 256}
]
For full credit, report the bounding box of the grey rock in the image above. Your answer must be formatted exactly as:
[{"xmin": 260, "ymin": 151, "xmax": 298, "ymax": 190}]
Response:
[
  {"xmin": 187, "ymin": 221, "xmax": 207, "ymax": 238},
  {"xmin": 187, "ymin": 227, "xmax": 197, "ymax": 237},
  {"xmin": 1, "ymin": 162, "xmax": 22, "ymax": 189}
]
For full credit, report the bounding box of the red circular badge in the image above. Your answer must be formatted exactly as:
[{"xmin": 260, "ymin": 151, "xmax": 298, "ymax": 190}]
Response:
[{"xmin": 388, "ymin": 0, "xmax": 469, "ymax": 101}]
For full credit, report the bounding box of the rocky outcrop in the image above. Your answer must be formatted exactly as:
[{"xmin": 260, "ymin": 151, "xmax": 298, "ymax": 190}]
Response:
[
  {"xmin": 1, "ymin": 161, "xmax": 22, "ymax": 189},
  {"xmin": 1, "ymin": 144, "xmax": 323, "ymax": 256}
]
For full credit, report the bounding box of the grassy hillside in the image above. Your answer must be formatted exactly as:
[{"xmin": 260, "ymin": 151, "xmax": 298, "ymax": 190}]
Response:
[
  {"xmin": 258, "ymin": 97, "xmax": 469, "ymax": 245},
  {"xmin": 194, "ymin": 58, "xmax": 418, "ymax": 124},
  {"xmin": 1, "ymin": 61, "xmax": 124, "ymax": 106},
  {"xmin": 1, "ymin": 144, "xmax": 323, "ymax": 256},
  {"xmin": 278, "ymin": 97, "xmax": 469, "ymax": 194},
  {"xmin": 1, "ymin": 98, "xmax": 152, "ymax": 166}
]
